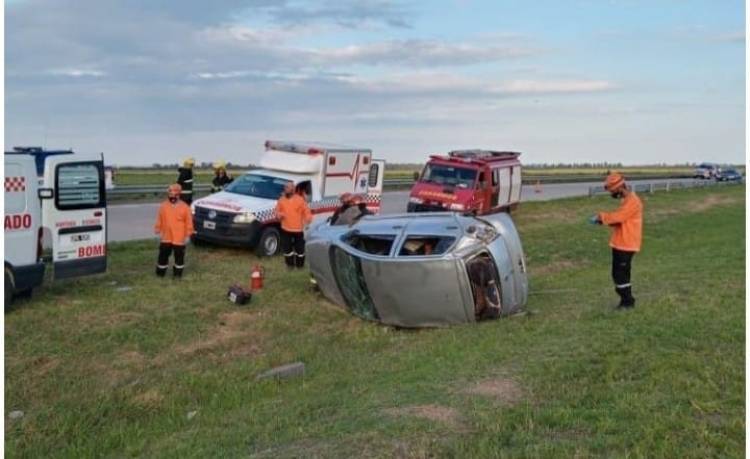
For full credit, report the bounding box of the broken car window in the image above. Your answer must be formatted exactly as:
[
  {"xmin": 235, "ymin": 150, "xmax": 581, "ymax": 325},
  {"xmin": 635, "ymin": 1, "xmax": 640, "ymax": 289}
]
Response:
[
  {"xmin": 466, "ymin": 253, "xmax": 502, "ymax": 320},
  {"xmin": 342, "ymin": 232, "xmax": 395, "ymax": 256},
  {"xmin": 330, "ymin": 246, "xmax": 379, "ymax": 321},
  {"xmin": 398, "ymin": 236, "xmax": 456, "ymax": 256}
]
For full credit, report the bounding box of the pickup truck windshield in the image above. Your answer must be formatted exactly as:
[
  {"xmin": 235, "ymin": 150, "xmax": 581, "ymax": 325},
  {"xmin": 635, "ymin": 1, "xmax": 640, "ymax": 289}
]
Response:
[
  {"xmin": 224, "ymin": 174, "xmax": 290, "ymax": 200},
  {"xmin": 421, "ymin": 164, "xmax": 477, "ymax": 188}
]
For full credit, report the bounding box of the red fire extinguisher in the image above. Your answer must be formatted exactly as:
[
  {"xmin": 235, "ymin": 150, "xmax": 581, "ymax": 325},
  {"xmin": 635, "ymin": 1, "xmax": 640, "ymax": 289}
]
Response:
[{"xmin": 250, "ymin": 265, "xmax": 265, "ymax": 291}]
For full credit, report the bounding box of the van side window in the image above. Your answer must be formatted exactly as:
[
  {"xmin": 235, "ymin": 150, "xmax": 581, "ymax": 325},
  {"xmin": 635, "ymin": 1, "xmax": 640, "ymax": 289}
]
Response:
[
  {"xmin": 492, "ymin": 169, "xmax": 499, "ymax": 186},
  {"xmin": 55, "ymin": 162, "xmax": 104, "ymax": 210},
  {"xmin": 342, "ymin": 232, "xmax": 395, "ymax": 256},
  {"xmin": 368, "ymin": 163, "xmax": 379, "ymax": 188},
  {"xmin": 399, "ymin": 236, "xmax": 455, "ymax": 256}
]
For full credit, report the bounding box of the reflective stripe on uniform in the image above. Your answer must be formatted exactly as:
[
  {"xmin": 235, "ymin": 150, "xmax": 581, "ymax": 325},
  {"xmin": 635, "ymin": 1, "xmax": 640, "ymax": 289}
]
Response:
[
  {"xmin": 615, "ymin": 283, "xmax": 631, "ymax": 289},
  {"xmin": 183, "ymin": 179, "xmax": 194, "ymax": 183},
  {"xmin": 174, "ymin": 264, "xmax": 185, "ymax": 269},
  {"xmin": 181, "ymin": 190, "xmax": 193, "ymax": 194},
  {"xmin": 157, "ymin": 264, "xmax": 168, "ymax": 269}
]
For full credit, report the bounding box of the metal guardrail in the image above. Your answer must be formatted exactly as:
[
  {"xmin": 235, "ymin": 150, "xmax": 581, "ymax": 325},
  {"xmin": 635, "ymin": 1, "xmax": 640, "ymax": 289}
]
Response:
[
  {"xmin": 105, "ymin": 174, "xmax": 706, "ymax": 200},
  {"xmin": 587, "ymin": 179, "xmax": 743, "ymax": 197}
]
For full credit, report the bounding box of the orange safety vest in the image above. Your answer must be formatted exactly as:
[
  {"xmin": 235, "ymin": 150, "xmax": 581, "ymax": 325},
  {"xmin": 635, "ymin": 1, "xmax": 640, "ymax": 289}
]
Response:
[
  {"xmin": 154, "ymin": 200, "xmax": 194, "ymax": 245},
  {"xmin": 598, "ymin": 192, "xmax": 643, "ymax": 252},
  {"xmin": 275, "ymin": 194, "xmax": 313, "ymax": 232}
]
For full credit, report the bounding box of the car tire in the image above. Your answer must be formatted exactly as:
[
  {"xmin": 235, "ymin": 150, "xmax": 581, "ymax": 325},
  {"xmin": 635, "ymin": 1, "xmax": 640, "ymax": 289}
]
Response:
[
  {"xmin": 5, "ymin": 267, "xmax": 14, "ymax": 310},
  {"xmin": 255, "ymin": 227, "xmax": 280, "ymax": 257}
]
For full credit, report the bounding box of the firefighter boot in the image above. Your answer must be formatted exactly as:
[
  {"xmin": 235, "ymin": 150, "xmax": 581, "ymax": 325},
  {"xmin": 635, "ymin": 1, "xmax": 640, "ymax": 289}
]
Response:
[
  {"xmin": 156, "ymin": 265, "xmax": 167, "ymax": 277},
  {"xmin": 173, "ymin": 266, "xmax": 184, "ymax": 279},
  {"xmin": 615, "ymin": 286, "xmax": 635, "ymax": 309}
]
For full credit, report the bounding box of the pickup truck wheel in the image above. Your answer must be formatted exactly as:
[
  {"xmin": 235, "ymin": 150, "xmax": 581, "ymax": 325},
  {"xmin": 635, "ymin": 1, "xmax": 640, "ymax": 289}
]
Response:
[
  {"xmin": 255, "ymin": 227, "xmax": 280, "ymax": 257},
  {"xmin": 5, "ymin": 268, "xmax": 14, "ymax": 310}
]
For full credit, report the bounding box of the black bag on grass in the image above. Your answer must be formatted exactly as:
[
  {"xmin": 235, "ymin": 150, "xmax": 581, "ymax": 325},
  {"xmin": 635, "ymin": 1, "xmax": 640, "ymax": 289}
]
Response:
[{"xmin": 227, "ymin": 284, "xmax": 252, "ymax": 305}]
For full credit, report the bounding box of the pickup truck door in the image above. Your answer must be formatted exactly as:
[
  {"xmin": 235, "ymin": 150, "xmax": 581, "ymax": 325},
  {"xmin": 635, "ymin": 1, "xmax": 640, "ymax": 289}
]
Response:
[{"xmin": 40, "ymin": 156, "xmax": 107, "ymax": 279}]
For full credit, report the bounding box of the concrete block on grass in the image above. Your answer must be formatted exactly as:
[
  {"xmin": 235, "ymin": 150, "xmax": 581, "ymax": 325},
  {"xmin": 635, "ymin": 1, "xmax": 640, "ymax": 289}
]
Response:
[{"xmin": 256, "ymin": 362, "xmax": 305, "ymax": 381}]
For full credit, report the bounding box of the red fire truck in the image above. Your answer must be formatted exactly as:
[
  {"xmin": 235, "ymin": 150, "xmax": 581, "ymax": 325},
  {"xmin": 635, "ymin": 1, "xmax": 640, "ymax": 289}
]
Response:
[{"xmin": 407, "ymin": 150, "xmax": 522, "ymax": 214}]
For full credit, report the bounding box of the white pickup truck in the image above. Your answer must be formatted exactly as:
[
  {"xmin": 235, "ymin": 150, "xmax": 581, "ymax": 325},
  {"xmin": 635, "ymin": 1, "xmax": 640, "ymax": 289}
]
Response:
[{"xmin": 191, "ymin": 140, "xmax": 385, "ymax": 256}]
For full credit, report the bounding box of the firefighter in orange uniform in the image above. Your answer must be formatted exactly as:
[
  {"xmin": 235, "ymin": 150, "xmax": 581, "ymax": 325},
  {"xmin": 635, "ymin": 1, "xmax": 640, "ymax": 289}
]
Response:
[
  {"xmin": 276, "ymin": 182, "xmax": 313, "ymax": 268},
  {"xmin": 591, "ymin": 172, "xmax": 643, "ymax": 309},
  {"xmin": 154, "ymin": 184, "xmax": 195, "ymax": 278}
]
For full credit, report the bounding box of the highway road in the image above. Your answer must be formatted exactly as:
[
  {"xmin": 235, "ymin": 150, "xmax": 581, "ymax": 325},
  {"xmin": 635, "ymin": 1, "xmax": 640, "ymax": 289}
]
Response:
[{"xmin": 107, "ymin": 178, "xmax": 700, "ymax": 242}]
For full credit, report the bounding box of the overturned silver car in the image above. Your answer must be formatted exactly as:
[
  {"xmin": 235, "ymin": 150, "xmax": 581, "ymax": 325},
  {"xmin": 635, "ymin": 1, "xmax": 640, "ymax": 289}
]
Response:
[{"xmin": 306, "ymin": 212, "xmax": 528, "ymax": 327}]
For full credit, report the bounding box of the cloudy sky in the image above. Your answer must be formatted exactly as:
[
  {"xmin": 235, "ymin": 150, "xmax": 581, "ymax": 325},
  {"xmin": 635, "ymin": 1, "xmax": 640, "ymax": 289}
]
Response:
[{"xmin": 5, "ymin": 0, "xmax": 746, "ymax": 166}]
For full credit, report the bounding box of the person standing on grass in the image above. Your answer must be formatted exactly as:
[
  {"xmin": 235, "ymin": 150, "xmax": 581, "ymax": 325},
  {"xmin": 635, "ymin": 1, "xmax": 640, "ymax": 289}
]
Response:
[
  {"xmin": 276, "ymin": 182, "xmax": 313, "ymax": 269},
  {"xmin": 176, "ymin": 157, "xmax": 195, "ymax": 204},
  {"xmin": 590, "ymin": 172, "xmax": 643, "ymax": 309},
  {"xmin": 154, "ymin": 184, "xmax": 195, "ymax": 278}
]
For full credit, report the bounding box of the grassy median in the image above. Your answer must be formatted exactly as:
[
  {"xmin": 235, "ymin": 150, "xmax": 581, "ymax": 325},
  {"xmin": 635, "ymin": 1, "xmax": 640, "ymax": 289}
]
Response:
[{"xmin": 5, "ymin": 185, "xmax": 745, "ymax": 457}]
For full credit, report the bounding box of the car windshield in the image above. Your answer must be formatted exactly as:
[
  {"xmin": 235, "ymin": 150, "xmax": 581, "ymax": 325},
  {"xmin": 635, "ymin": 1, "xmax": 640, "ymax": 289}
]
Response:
[
  {"xmin": 420, "ymin": 164, "xmax": 477, "ymax": 188},
  {"xmin": 224, "ymin": 174, "xmax": 290, "ymax": 199}
]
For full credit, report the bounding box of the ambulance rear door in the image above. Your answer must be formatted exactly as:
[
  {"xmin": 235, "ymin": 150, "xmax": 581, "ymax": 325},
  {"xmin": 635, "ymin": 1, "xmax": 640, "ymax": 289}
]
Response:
[
  {"xmin": 322, "ymin": 150, "xmax": 372, "ymax": 197},
  {"xmin": 40, "ymin": 155, "xmax": 107, "ymax": 279},
  {"xmin": 366, "ymin": 159, "xmax": 385, "ymax": 213}
]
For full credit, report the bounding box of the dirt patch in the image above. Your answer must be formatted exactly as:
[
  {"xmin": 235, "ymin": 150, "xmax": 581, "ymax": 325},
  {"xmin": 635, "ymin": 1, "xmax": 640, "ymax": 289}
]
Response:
[
  {"xmin": 532, "ymin": 259, "xmax": 579, "ymax": 276},
  {"xmin": 385, "ymin": 404, "xmax": 461, "ymax": 427},
  {"xmin": 76, "ymin": 310, "xmax": 144, "ymax": 330},
  {"xmin": 464, "ymin": 377, "xmax": 523, "ymax": 405},
  {"xmin": 132, "ymin": 388, "xmax": 164, "ymax": 409},
  {"xmin": 649, "ymin": 194, "xmax": 742, "ymax": 220},
  {"xmin": 29, "ymin": 355, "xmax": 61, "ymax": 377},
  {"xmin": 155, "ymin": 311, "xmax": 263, "ymax": 364},
  {"xmin": 116, "ymin": 350, "xmax": 147, "ymax": 368}
]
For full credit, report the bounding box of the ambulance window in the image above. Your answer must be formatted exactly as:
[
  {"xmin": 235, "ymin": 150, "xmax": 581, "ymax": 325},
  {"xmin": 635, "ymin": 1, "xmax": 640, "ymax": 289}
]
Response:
[
  {"xmin": 368, "ymin": 163, "xmax": 379, "ymax": 187},
  {"xmin": 55, "ymin": 162, "xmax": 104, "ymax": 210},
  {"xmin": 492, "ymin": 169, "xmax": 499, "ymax": 186},
  {"xmin": 5, "ymin": 164, "xmax": 27, "ymax": 213}
]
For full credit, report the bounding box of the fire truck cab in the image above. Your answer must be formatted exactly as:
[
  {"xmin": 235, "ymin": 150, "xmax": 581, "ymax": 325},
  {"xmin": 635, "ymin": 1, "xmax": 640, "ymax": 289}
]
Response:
[{"xmin": 407, "ymin": 150, "xmax": 522, "ymax": 215}]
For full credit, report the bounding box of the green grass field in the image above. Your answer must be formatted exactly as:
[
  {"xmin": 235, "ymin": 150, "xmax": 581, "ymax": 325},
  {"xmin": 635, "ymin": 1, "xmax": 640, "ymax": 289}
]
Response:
[
  {"xmin": 113, "ymin": 165, "xmax": 736, "ymax": 187},
  {"xmin": 5, "ymin": 185, "xmax": 745, "ymax": 457}
]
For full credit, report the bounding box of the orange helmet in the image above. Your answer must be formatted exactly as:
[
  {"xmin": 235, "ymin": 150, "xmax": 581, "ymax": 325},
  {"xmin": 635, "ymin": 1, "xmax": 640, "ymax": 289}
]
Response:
[
  {"xmin": 340, "ymin": 192, "xmax": 353, "ymax": 204},
  {"xmin": 350, "ymin": 194, "xmax": 364, "ymax": 204},
  {"xmin": 604, "ymin": 172, "xmax": 626, "ymax": 192},
  {"xmin": 168, "ymin": 183, "xmax": 182, "ymax": 197}
]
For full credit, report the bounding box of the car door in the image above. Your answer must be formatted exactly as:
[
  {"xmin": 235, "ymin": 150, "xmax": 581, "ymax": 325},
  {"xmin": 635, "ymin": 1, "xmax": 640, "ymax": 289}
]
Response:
[
  {"xmin": 40, "ymin": 155, "xmax": 107, "ymax": 279},
  {"xmin": 497, "ymin": 167, "xmax": 512, "ymax": 207}
]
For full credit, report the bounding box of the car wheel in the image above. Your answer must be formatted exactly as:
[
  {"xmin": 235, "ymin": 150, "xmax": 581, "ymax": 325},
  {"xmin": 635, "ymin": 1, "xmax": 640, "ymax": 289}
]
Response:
[
  {"xmin": 255, "ymin": 227, "xmax": 280, "ymax": 257},
  {"xmin": 5, "ymin": 267, "xmax": 14, "ymax": 310}
]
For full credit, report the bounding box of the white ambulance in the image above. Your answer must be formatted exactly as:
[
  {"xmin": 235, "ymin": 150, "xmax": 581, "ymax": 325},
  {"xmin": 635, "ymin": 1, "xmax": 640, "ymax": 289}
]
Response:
[
  {"xmin": 191, "ymin": 140, "xmax": 385, "ymax": 256},
  {"xmin": 4, "ymin": 150, "xmax": 108, "ymax": 308}
]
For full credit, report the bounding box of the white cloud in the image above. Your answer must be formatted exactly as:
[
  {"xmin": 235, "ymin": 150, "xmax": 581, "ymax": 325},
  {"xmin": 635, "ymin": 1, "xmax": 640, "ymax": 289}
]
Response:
[
  {"xmin": 306, "ymin": 39, "xmax": 536, "ymax": 67},
  {"xmin": 495, "ymin": 79, "xmax": 617, "ymax": 94},
  {"xmin": 48, "ymin": 68, "xmax": 106, "ymax": 77},
  {"xmin": 712, "ymin": 31, "xmax": 745, "ymax": 43}
]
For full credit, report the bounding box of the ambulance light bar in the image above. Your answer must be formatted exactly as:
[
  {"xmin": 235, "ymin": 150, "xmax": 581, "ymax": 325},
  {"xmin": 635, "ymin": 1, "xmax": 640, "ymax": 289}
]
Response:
[{"xmin": 265, "ymin": 140, "xmax": 324, "ymax": 155}]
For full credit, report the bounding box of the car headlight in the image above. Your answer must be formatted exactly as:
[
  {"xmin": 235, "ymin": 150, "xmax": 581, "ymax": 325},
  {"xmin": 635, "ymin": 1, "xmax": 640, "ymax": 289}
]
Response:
[
  {"xmin": 449, "ymin": 203, "xmax": 465, "ymax": 211},
  {"xmin": 409, "ymin": 197, "xmax": 424, "ymax": 204},
  {"xmin": 233, "ymin": 212, "xmax": 256, "ymax": 223}
]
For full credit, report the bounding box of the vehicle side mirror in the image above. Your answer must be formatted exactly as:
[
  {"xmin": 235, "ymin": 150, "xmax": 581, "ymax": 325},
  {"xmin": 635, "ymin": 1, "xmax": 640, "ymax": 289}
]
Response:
[
  {"xmin": 38, "ymin": 188, "xmax": 53, "ymax": 199},
  {"xmin": 413, "ymin": 171, "xmax": 419, "ymax": 181}
]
